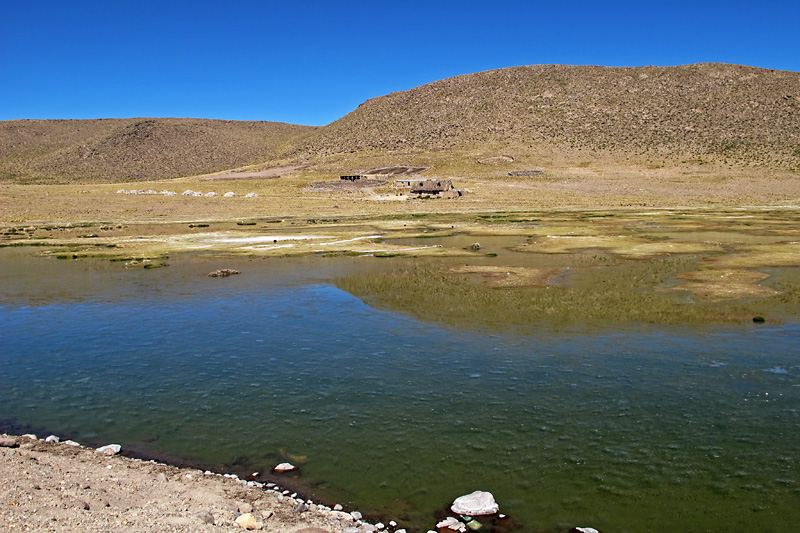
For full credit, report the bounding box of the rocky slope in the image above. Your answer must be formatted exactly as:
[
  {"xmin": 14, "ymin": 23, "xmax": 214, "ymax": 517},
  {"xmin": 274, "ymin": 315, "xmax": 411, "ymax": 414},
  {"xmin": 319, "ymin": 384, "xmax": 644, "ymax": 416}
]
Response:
[
  {"xmin": 0, "ymin": 118, "xmax": 314, "ymax": 184},
  {"xmin": 2, "ymin": 64, "xmax": 798, "ymax": 184},
  {"xmin": 297, "ymin": 63, "xmax": 800, "ymax": 169}
]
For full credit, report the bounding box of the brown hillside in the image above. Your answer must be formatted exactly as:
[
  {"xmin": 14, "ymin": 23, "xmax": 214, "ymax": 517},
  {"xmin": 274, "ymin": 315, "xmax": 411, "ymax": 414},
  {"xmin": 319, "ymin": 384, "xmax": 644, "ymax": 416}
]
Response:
[
  {"xmin": 299, "ymin": 63, "xmax": 800, "ymax": 169},
  {"xmin": 0, "ymin": 118, "xmax": 315, "ymax": 184}
]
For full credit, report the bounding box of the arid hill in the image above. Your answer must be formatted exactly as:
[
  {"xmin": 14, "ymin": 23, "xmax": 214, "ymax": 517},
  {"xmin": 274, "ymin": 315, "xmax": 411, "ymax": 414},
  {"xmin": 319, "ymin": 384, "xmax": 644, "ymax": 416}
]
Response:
[
  {"xmin": 297, "ymin": 63, "xmax": 800, "ymax": 169},
  {"xmin": 2, "ymin": 64, "xmax": 799, "ymax": 184},
  {"xmin": 0, "ymin": 118, "xmax": 315, "ymax": 184}
]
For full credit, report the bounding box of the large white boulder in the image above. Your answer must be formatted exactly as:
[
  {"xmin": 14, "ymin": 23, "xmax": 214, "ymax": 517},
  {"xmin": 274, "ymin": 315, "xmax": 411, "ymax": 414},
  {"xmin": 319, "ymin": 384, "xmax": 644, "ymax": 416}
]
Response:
[{"xmin": 451, "ymin": 490, "xmax": 499, "ymax": 516}]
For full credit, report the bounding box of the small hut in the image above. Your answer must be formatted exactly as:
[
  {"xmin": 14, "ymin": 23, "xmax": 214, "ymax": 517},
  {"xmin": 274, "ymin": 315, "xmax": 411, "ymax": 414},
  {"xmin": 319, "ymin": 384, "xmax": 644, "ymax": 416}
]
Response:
[{"xmin": 409, "ymin": 179, "xmax": 462, "ymax": 198}]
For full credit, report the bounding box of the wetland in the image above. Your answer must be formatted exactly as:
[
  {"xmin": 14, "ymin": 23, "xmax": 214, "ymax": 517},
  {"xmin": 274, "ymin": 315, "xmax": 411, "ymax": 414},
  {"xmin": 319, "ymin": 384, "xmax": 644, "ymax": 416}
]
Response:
[{"xmin": 2, "ymin": 206, "xmax": 800, "ymax": 532}]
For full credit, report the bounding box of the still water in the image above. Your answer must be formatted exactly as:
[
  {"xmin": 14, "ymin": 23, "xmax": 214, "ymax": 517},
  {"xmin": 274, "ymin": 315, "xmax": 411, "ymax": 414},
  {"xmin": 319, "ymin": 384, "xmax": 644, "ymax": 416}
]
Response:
[{"xmin": 1, "ymin": 250, "xmax": 799, "ymax": 532}]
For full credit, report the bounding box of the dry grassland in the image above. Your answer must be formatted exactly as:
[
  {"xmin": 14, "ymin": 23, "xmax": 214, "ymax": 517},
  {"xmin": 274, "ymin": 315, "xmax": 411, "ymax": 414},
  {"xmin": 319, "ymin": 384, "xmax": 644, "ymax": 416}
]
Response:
[{"xmin": 2, "ymin": 156, "xmax": 799, "ymax": 320}]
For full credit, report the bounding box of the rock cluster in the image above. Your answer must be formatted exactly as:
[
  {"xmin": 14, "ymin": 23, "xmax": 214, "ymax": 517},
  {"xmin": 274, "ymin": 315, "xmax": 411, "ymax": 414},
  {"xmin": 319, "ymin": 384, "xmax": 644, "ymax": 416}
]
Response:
[
  {"xmin": 115, "ymin": 189, "xmax": 259, "ymax": 197},
  {"xmin": 208, "ymin": 269, "xmax": 241, "ymax": 277}
]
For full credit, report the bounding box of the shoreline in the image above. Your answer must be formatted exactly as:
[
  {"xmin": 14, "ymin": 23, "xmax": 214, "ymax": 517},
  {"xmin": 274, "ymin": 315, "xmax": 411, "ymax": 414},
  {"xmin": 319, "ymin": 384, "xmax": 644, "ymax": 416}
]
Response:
[{"xmin": 0, "ymin": 433, "xmax": 413, "ymax": 532}]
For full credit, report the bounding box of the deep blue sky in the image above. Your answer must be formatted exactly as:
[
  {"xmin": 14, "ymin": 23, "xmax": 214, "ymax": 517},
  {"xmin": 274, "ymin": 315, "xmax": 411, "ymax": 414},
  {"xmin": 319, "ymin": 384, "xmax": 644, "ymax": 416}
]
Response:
[{"xmin": 2, "ymin": 0, "xmax": 798, "ymax": 126}]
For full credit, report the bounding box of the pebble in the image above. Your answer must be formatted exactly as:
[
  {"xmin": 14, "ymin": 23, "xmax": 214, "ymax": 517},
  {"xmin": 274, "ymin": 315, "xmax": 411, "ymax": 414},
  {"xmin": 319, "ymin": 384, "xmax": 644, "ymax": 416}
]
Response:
[
  {"xmin": 437, "ymin": 516, "xmax": 467, "ymax": 532},
  {"xmin": 96, "ymin": 444, "xmax": 122, "ymax": 456},
  {"xmin": 238, "ymin": 502, "xmax": 253, "ymax": 514},
  {"xmin": 64, "ymin": 440, "xmax": 81, "ymax": 447},
  {"xmin": 45, "ymin": 435, "xmax": 60, "ymax": 443},
  {"xmin": 334, "ymin": 504, "xmax": 344, "ymax": 511},
  {"xmin": 235, "ymin": 512, "xmax": 263, "ymax": 530},
  {"xmin": 274, "ymin": 462, "xmax": 296, "ymax": 472},
  {"xmin": 0, "ymin": 437, "xmax": 18, "ymax": 448}
]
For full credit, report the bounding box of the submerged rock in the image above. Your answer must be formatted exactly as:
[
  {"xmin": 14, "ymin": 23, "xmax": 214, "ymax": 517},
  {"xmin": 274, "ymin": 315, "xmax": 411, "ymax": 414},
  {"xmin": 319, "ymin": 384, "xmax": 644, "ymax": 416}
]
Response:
[
  {"xmin": 208, "ymin": 269, "xmax": 240, "ymax": 277},
  {"xmin": 451, "ymin": 491, "xmax": 499, "ymax": 516},
  {"xmin": 273, "ymin": 462, "xmax": 296, "ymax": 472}
]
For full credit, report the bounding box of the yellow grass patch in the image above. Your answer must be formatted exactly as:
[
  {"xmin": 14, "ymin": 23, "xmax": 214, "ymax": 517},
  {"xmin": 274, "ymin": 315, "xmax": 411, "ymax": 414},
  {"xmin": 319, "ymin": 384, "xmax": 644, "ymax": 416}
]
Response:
[
  {"xmin": 704, "ymin": 243, "xmax": 800, "ymax": 269},
  {"xmin": 515, "ymin": 234, "xmax": 722, "ymax": 257},
  {"xmin": 671, "ymin": 269, "xmax": 779, "ymax": 301},
  {"xmin": 447, "ymin": 265, "xmax": 566, "ymax": 288}
]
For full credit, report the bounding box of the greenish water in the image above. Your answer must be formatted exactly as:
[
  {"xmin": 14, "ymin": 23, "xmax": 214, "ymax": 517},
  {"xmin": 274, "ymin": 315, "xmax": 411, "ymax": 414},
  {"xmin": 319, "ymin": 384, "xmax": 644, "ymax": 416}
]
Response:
[{"xmin": 1, "ymin": 250, "xmax": 799, "ymax": 532}]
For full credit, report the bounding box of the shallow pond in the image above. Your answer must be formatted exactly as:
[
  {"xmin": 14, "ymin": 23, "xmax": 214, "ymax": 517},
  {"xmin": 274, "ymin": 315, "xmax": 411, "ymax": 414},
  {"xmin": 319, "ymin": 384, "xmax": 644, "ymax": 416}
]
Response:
[{"xmin": 1, "ymin": 248, "xmax": 799, "ymax": 532}]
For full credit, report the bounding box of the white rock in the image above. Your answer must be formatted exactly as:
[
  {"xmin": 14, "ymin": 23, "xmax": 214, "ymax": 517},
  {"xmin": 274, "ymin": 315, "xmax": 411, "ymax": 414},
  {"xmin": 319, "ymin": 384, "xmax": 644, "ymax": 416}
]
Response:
[
  {"xmin": 574, "ymin": 529, "xmax": 600, "ymax": 533},
  {"xmin": 45, "ymin": 435, "xmax": 60, "ymax": 442},
  {"xmin": 451, "ymin": 491, "xmax": 499, "ymax": 516},
  {"xmin": 97, "ymin": 444, "xmax": 122, "ymax": 455},
  {"xmin": 274, "ymin": 462, "xmax": 296, "ymax": 472},
  {"xmin": 334, "ymin": 504, "xmax": 344, "ymax": 511},
  {"xmin": 182, "ymin": 190, "xmax": 195, "ymax": 196},
  {"xmin": 245, "ymin": 192, "xmax": 258, "ymax": 197},
  {"xmin": 205, "ymin": 192, "xmax": 217, "ymax": 197},
  {"xmin": 223, "ymin": 192, "xmax": 236, "ymax": 197},
  {"xmin": 389, "ymin": 521, "xmax": 397, "ymax": 527},
  {"xmin": 22, "ymin": 434, "xmax": 38, "ymax": 440},
  {"xmin": 436, "ymin": 516, "xmax": 467, "ymax": 532},
  {"xmin": 64, "ymin": 440, "xmax": 81, "ymax": 447},
  {"xmin": 350, "ymin": 511, "xmax": 362, "ymax": 520}
]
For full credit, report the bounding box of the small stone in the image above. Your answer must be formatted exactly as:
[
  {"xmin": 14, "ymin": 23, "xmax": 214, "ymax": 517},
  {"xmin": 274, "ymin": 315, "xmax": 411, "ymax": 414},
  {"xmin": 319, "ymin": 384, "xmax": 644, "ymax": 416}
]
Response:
[
  {"xmin": 437, "ymin": 516, "xmax": 467, "ymax": 532},
  {"xmin": 274, "ymin": 462, "xmax": 296, "ymax": 472},
  {"xmin": 389, "ymin": 521, "xmax": 397, "ymax": 528},
  {"xmin": 155, "ymin": 473, "xmax": 167, "ymax": 482},
  {"xmin": 235, "ymin": 513, "xmax": 263, "ymax": 530},
  {"xmin": 451, "ymin": 491, "xmax": 499, "ymax": 516},
  {"xmin": 294, "ymin": 502, "xmax": 308, "ymax": 513},
  {"xmin": 334, "ymin": 504, "xmax": 344, "ymax": 511},
  {"xmin": 96, "ymin": 444, "xmax": 121, "ymax": 456},
  {"xmin": 350, "ymin": 511, "xmax": 363, "ymax": 521},
  {"xmin": 376, "ymin": 522, "xmax": 385, "ymax": 530},
  {"xmin": 45, "ymin": 435, "xmax": 60, "ymax": 443},
  {"xmin": 64, "ymin": 440, "xmax": 81, "ymax": 447},
  {"xmin": 22, "ymin": 434, "xmax": 38, "ymax": 440},
  {"xmin": 569, "ymin": 528, "xmax": 600, "ymax": 533},
  {"xmin": 195, "ymin": 510, "xmax": 215, "ymax": 524},
  {"xmin": 0, "ymin": 437, "xmax": 17, "ymax": 448},
  {"xmin": 238, "ymin": 502, "xmax": 253, "ymax": 514}
]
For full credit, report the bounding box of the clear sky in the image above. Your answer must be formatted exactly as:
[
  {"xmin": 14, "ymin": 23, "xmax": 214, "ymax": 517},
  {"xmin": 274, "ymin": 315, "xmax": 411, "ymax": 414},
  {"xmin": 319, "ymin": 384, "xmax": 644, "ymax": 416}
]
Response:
[{"xmin": 2, "ymin": 0, "xmax": 798, "ymax": 126}]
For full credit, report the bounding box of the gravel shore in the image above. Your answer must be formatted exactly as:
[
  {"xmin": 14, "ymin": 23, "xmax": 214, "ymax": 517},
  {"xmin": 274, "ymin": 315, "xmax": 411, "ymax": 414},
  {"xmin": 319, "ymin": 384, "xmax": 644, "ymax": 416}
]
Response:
[{"xmin": 0, "ymin": 434, "xmax": 399, "ymax": 532}]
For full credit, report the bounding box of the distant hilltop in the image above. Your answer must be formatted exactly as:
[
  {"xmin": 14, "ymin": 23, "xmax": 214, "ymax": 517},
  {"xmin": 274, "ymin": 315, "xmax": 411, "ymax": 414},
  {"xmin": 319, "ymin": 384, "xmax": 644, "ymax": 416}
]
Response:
[{"xmin": 2, "ymin": 64, "xmax": 799, "ymax": 184}]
